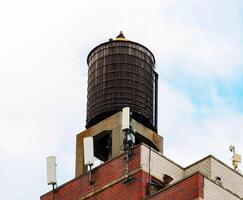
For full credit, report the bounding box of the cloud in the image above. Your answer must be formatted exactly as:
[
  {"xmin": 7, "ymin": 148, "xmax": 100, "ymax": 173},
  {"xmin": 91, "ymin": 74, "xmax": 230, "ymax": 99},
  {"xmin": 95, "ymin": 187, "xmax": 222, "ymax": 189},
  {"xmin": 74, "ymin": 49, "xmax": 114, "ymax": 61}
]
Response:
[
  {"xmin": 0, "ymin": 0, "xmax": 243, "ymax": 199},
  {"xmin": 159, "ymin": 81, "xmax": 243, "ymax": 168}
]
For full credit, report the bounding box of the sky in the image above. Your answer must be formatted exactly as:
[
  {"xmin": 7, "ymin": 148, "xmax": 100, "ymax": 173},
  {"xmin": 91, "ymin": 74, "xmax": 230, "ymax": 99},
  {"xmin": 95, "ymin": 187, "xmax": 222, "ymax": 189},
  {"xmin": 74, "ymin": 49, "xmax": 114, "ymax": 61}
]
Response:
[{"xmin": 0, "ymin": 0, "xmax": 243, "ymax": 199}]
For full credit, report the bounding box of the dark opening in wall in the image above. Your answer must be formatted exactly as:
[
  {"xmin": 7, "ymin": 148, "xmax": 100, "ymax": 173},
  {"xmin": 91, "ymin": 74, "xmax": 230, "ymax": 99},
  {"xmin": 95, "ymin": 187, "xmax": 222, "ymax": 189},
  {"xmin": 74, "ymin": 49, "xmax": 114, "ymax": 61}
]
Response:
[{"xmin": 93, "ymin": 131, "xmax": 112, "ymax": 162}]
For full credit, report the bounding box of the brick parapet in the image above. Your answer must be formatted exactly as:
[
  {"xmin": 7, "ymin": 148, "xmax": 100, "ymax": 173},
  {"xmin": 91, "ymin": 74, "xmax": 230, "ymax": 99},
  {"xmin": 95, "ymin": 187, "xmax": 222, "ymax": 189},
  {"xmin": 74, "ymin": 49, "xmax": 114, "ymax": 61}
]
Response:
[
  {"xmin": 41, "ymin": 144, "xmax": 243, "ymax": 200},
  {"xmin": 141, "ymin": 145, "xmax": 184, "ymax": 183},
  {"xmin": 41, "ymin": 145, "xmax": 142, "ymax": 200},
  {"xmin": 147, "ymin": 173, "xmax": 204, "ymax": 200},
  {"xmin": 86, "ymin": 171, "xmax": 150, "ymax": 200},
  {"xmin": 204, "ymin": 177, "xmax": 242, "ymax": 199},
  {"xmin": 184, "ymin": 155, "xmax": 243, "ymax": 198}
]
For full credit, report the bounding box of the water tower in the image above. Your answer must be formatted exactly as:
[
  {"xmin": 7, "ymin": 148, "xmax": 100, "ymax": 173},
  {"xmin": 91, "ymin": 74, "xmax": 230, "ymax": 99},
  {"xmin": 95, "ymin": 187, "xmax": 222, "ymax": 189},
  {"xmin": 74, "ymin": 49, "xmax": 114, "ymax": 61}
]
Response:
[
  {"xmin": 86, "ymin": 31, "xmax": 158, "ymax": 131},
  {"xmin": 76, "ymin": 32, "xmax": 163, "ymax": 176}
]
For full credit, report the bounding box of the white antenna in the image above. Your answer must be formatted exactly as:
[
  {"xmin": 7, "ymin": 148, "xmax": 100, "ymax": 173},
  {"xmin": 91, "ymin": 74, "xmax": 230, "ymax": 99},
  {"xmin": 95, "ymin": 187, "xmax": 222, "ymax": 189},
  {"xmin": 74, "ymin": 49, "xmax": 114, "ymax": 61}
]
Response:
[
  {"xmin": 83, "ymin": 137, "xmax": 94, "ymax": 184},
  {"xmin": 83, "ymin": 137, "xmax": 94, "ymax": 166},
  {"xmin": 229, "ymin": 145, "xmax": 242, "ymax": 171},
  {"xmin": 122, "ymin": 107, "xmax": 130, "ymax": 130},
  {"xmin": 46, "ymin": 156, "xmax": 57, "ymax": 188}
]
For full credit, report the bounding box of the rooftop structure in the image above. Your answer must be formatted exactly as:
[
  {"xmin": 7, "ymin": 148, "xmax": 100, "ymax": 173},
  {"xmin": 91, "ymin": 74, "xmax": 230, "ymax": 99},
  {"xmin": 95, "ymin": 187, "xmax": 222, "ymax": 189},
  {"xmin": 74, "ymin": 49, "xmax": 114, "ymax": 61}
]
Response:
[
  {"xmin": 40, "ymin": 33, "xmax": 243, "ymax": 200},
  {"xmin": 41, "ymin": 144, "xmax": 243, "ymax": 200}
]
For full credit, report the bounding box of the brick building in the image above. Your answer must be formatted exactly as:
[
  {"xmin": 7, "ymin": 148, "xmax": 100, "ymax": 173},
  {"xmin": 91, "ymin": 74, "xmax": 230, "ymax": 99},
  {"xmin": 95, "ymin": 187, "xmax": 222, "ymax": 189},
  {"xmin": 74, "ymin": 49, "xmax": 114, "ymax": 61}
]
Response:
[{"xmin": 40, "ymin": 33, "xmax": 243, "ymax": 200}]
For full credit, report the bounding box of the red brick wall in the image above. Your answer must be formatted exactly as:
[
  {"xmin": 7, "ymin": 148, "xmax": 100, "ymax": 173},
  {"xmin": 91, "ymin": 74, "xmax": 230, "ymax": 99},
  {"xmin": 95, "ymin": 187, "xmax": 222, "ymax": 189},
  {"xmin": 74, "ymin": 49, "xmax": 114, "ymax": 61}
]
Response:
[
  {"xmin": 147, "ymin": 173, "xmax": 204, "ymax": 200},
  {"xmin": 41, "ymin": 147, "xmax": 142, "ymax": 200},
  {"xmin": 88, "ymin": 171, "xmax": 150, "ymax": 200},
  {"xmin": 41, "ymin": 145, "xmax": 205, "ymax": 200}
]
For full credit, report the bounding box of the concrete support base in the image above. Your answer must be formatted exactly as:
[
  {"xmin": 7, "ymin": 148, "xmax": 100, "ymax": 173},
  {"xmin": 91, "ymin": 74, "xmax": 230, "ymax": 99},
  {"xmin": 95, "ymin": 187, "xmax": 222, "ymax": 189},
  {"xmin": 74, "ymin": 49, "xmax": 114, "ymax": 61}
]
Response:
[{"xmin": 75, "ymin": 111, "xmax": 163, "ymax": 177}]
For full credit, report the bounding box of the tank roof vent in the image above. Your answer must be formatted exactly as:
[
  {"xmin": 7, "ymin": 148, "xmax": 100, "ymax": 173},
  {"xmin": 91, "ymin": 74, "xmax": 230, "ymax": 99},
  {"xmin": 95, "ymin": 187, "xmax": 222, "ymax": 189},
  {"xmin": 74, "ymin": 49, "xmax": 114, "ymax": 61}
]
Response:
[{"xmin": 115, "ymin": 31, "xmax": 127, "ymax": 41}]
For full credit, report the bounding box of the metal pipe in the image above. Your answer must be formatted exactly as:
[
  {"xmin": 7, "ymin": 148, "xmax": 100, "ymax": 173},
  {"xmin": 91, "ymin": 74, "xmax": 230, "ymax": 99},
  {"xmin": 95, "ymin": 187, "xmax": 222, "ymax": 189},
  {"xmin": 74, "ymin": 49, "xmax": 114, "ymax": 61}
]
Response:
[
  {"xmin": 52, "ymin": 184, "xmax": 55, "ymax": 200},
  {"xmin": 154, "ymin": 72, "xmax": 158, "ymax": 132},
  {"xmin": 88, "ymin": 165, "xmax": 93, "ymax": 185}
]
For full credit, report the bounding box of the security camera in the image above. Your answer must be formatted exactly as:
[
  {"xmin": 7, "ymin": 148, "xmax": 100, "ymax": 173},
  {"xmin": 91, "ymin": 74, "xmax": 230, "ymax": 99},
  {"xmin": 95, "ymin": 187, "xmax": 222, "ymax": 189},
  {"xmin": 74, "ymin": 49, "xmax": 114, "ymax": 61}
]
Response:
[{"xmin": 229, "ymin": 145, "xmax": 235, "ymax": 152}]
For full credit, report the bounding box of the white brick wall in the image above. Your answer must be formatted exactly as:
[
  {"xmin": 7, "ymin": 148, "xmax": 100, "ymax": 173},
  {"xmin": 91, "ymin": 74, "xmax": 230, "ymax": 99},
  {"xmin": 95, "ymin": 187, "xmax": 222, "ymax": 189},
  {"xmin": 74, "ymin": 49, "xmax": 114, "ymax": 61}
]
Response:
[
  {"xmin": 140, "ymin": 145, "xmax": 184, "ymax": 183},
  {"xmin": 204, "ymin": 178, "xmax": 241, "ymax": 200},
  {"xmin": 140, "ymin": 145, "xmax": 243, "ymax": 198},
  {"xmin": 211, "ymin": 158, "xmax": 243, "ymax": 198},
  {"xmin": 184, "ymin": 157, "xmax": 211, "ymax": 178},
  {"xmin": 185, "ymin": 156, "xmax": 243, "ymax": 198}
]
